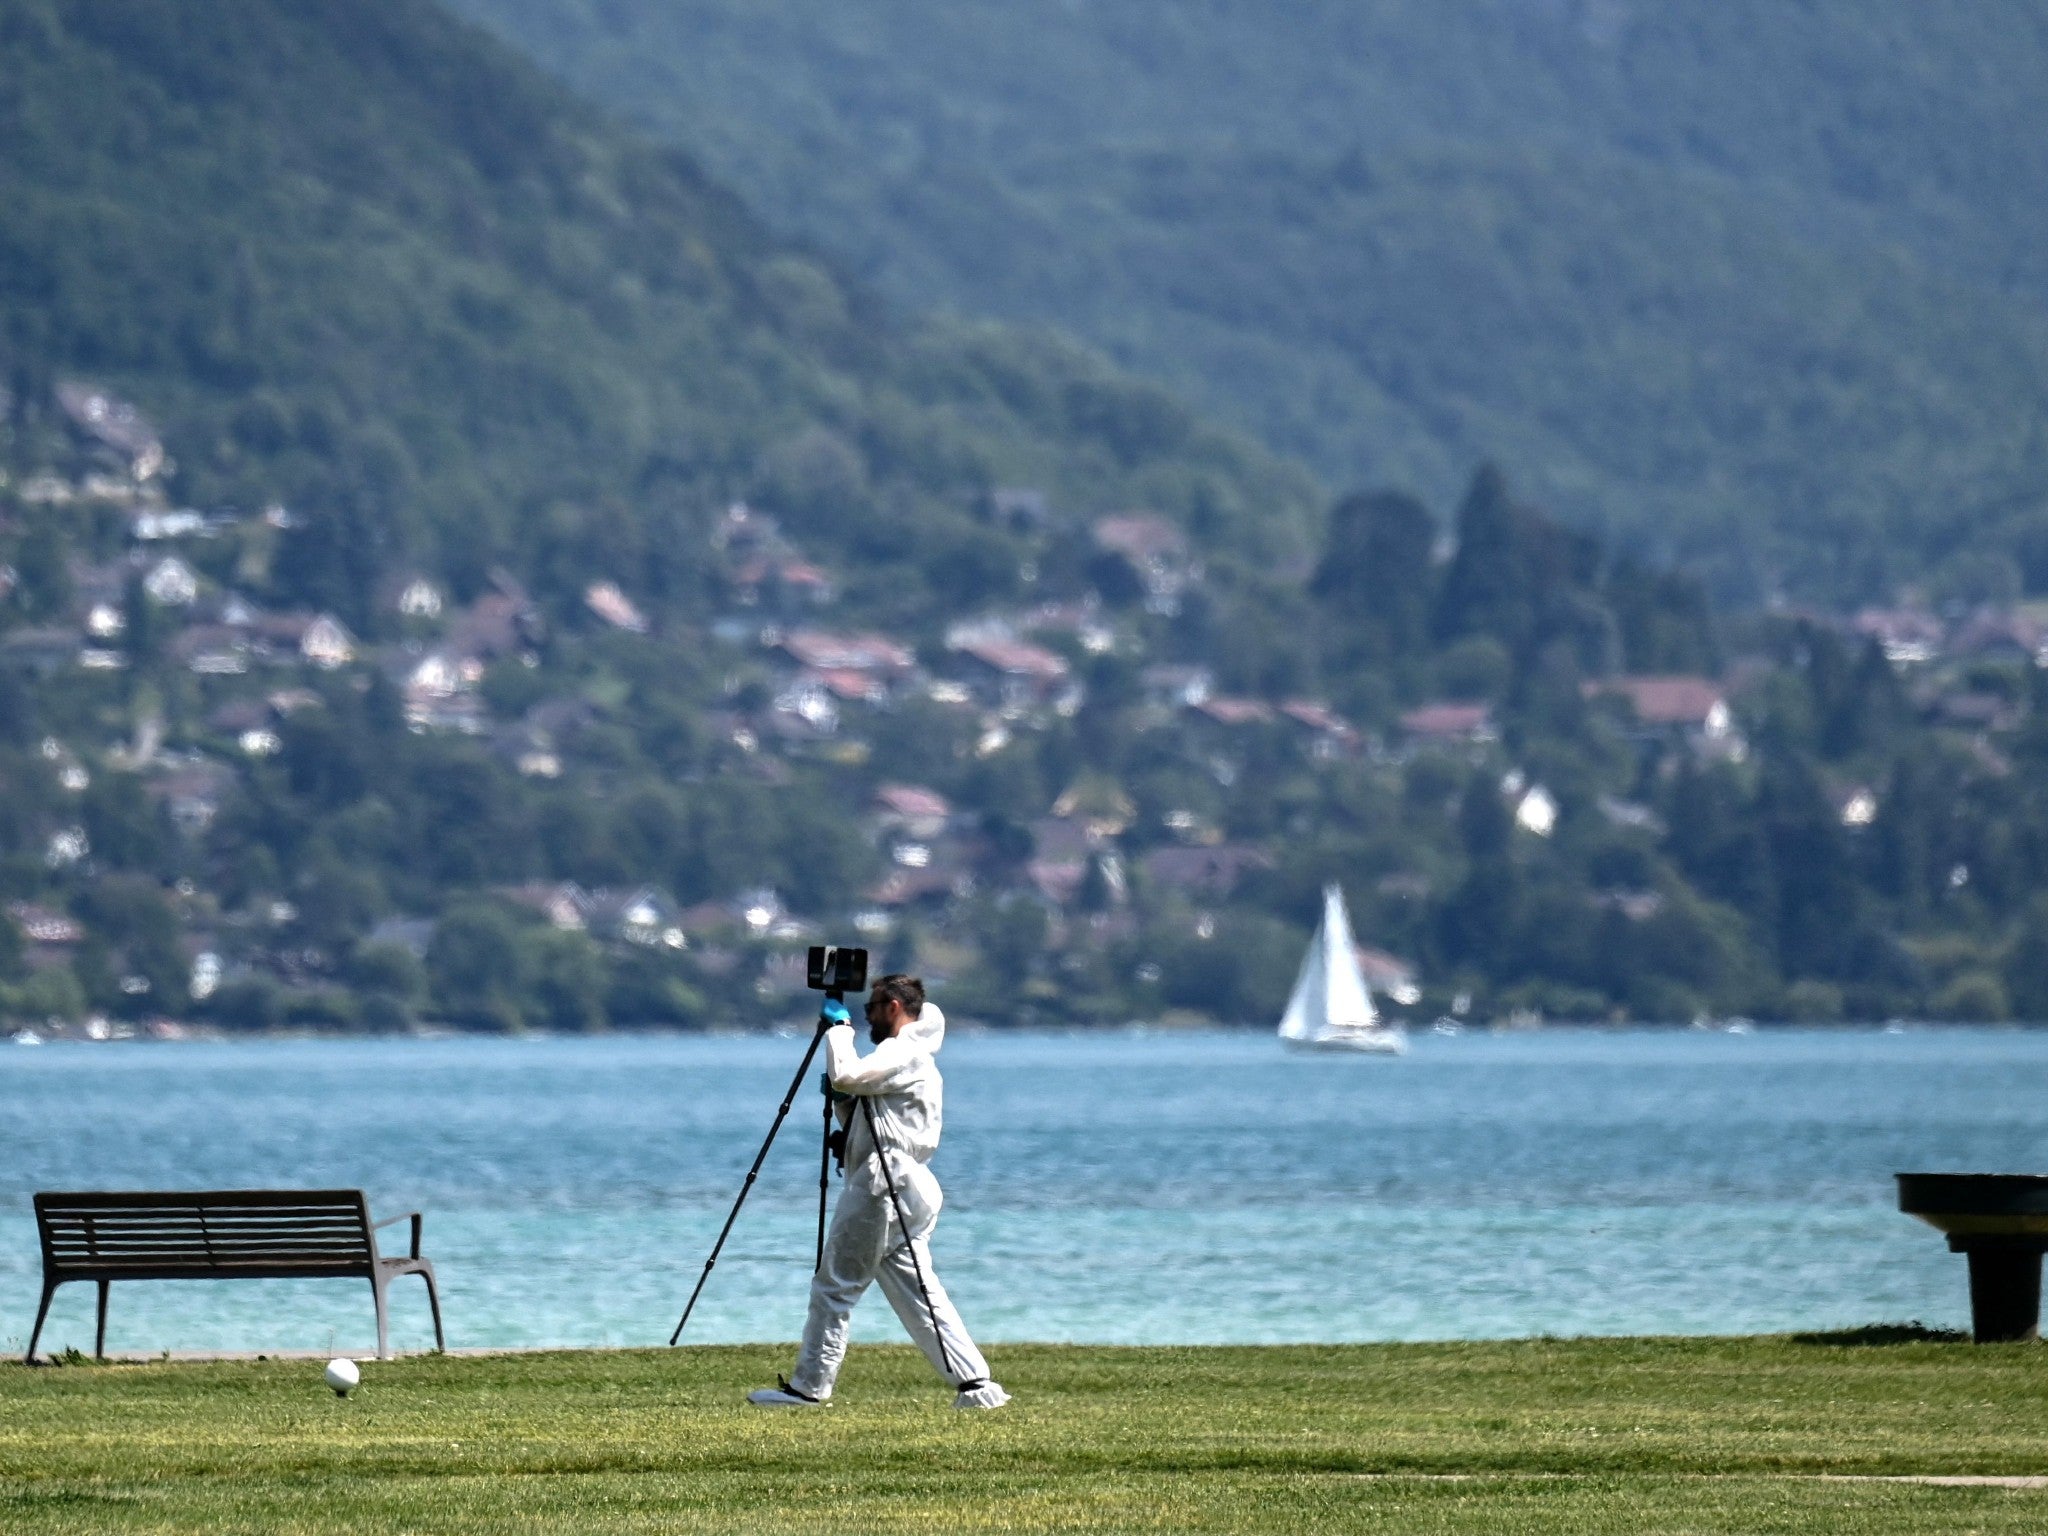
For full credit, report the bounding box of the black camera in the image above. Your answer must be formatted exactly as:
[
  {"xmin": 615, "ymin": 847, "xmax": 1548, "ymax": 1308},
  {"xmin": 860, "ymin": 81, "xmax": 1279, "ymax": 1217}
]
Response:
[{"xmin": 806, "ymin": 945, "xmax": 868, "ymax": 996}]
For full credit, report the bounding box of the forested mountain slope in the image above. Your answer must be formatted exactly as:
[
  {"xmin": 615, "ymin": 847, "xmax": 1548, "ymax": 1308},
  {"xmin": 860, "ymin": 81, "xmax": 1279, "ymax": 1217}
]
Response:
[
  {"xmin": 0, "ymin": 0, "xmax": 1314, "ymax": 625},
  {"xmin": 452, "ymin": 0, "xmax": 2048, "ymax": 604}
]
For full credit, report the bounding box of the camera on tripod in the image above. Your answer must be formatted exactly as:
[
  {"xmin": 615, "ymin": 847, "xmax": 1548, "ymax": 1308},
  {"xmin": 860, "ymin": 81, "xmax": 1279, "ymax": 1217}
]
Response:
[{"xmin": 806, "ymin": 945, "xmax": 869, "ymax": 996}]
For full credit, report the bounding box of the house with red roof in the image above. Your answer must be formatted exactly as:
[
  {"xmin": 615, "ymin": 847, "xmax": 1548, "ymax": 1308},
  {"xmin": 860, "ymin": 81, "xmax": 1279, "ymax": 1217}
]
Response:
[
  {"xmin": 949, "ymin": 634, "xmax": 1071, "ymax": 711},
  {"xmin": 1398, "ymin": 702, "xmax": 1495, "ymax": 746},
  {"xmin": 1585, "ymin": 676, "xmax": 1741, "ymax": 756}
]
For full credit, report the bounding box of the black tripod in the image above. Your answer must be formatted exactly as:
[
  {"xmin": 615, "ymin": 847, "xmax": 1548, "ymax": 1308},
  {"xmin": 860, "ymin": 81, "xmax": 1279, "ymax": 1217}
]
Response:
[{"xmin": 668, "ymin": 995, "xmax": 841, "ymax": 1347}]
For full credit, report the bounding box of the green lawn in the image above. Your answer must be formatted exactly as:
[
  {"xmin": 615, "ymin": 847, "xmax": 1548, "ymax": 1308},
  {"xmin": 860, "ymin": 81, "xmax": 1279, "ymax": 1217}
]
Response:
[{"xmin": 3, "ymin": 1336, "xmax": 2045, "ymax": 1533}]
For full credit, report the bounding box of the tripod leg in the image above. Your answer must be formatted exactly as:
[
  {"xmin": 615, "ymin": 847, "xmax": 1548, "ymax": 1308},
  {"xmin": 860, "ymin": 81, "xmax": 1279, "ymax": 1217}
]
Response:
[
  {"xmin": 817, "ymin": 1091, "xmax": 832, "ymax": 1271},
  {"xmin": 859, "ymin": 1095, "xmax": 961, "ymax": 1382},
  {"xmin": 669, "ymin": 1017, "xmax": 833, "ymax": 1345}
]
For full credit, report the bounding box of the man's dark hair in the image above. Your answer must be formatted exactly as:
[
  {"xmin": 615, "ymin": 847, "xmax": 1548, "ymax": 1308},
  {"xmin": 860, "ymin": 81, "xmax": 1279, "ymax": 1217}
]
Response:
[{"xmin": 869, "ymin": 973, "xmax": 924, "ymax": 1017}]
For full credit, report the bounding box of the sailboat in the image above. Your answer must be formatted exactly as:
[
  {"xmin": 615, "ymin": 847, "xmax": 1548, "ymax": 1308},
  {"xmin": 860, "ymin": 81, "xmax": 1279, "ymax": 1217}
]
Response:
[{"xmin": 1278, "ymin": 885, "xmax": 1407, "ymax": 1055}]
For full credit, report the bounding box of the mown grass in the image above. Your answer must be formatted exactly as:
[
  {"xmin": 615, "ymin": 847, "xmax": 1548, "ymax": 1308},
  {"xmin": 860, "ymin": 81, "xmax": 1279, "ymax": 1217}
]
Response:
[{"xmin": 2, "ymin": 1335, "xmax": 2045, "ymax": 1532}]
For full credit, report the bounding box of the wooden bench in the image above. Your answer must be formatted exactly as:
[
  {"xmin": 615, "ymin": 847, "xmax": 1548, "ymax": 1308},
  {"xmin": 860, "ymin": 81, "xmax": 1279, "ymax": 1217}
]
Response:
[{"xmin": 27, "ymin": 1189, "xmax": 443, "ymax": 1363}]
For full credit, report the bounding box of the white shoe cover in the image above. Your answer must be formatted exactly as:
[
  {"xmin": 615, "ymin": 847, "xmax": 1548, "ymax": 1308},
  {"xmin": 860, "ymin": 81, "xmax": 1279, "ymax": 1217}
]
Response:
[
  {"xmin": 747, "ymin": 1385, "xmax": 825, "ymax": 1407},
  {"xmin": 953, "ymin": 1380, "xmax": 1010, "ymax": 1410}
]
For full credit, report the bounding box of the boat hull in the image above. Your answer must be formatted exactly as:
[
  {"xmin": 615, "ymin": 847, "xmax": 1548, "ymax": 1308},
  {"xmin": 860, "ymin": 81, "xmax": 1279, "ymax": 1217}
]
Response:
[{"xmin": 1283, "ymin": 1030, "xmax": 1407, "ymax": 1056}]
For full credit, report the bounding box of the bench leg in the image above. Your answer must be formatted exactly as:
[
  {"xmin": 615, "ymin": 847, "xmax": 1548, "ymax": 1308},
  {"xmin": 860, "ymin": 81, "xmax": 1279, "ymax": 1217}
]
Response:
[
  {"xmin": 25, "ymin": 1278, "xmax": 57, "ymax": 1364},
  {"xmin": 372, "ymin": 1275, "xmax": 391, "ymax": 1362},
  {"xmin": 418, "ymin": 1262, "xmax": 445, "ymax": 1353},
  {"xmin": 95, "ymin": 1280, "xmax": 110, "ymax": 1360}
]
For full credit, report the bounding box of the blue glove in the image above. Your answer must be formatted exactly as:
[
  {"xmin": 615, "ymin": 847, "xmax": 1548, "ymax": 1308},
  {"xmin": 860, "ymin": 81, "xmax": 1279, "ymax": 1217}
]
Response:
[{"xmin": 820, "ymin": 999, "xmax": 850, "ymax": 1026}]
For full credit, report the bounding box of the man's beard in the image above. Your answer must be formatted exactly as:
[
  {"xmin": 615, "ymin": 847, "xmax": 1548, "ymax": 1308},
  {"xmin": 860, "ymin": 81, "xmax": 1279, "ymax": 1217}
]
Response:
[{"xmin": 869, "ymin": 1021, "xmax": 890, "ymax": 1045}]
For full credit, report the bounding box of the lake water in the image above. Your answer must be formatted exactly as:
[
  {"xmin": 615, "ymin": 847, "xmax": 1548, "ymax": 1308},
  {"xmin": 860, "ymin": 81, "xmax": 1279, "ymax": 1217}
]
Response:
[{"xmin": 2, "ymin": 1027, "xmax": 2043, "ymax": 1358}]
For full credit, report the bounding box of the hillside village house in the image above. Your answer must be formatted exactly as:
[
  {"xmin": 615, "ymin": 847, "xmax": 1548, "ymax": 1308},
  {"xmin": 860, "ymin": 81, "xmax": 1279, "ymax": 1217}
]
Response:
[
  {"xmin": 132, "ymin": 508, "xmax": 209, "ymax": 541},
  {"xmin": 1584, "ymin": 675, "xmax": 1743, "ymax": 758},
  {"xmin": 1092, "ymin": 513, "xmax": 1195, "ymax": 614},
  {"xmin": 299, "ymin": 615, "xmax": 355, "ymax": 670},
  {"xmin": 769, "ymin": 676, "xmax": 840, "ymax": 739},
  {"xmin": 1192, "ymin": 696, "xmax": 1274, "ymax": 728},
  {"xmin": 143, "ymin": 556, "xmax": 199, "ymax": 606},
  {"xmin": 504, "ymin": 881, "xmax": 591, "ymax": 931},
  {"xmin": 174, "ymin": 626, "xmax": 249, "ymax": 671},
  {"xmin": 1016, "ymin": 598, "xmax": 1116, "ymax": 654},
  {"xmin": 948, "ymin": 633, "xmax": 1071, "ymax": 712},
  {"xmin": 808, "ymin": 667, "xmax": 890, "ymax": 706},
  {"xmin": 1512, "ymin": 782, "xmax": 1559, "ymax": 837},
  {"xmin": 84, "ymin": 601, "xmax": 124, "ymax": 640},
  {"xmin": 733, "ymin": 555, "xmax": 833, "ymax": 612},
  {"xmin": 1929, "ymin": 689, "xmax": 2020, "ymax": 734},
  {"xmin": 8, "ymin": 901, "xmax": 83, "ymax": 947},
  {"xmin": 55, "ymin": 380, "xmax": 164, "ymax": 479},
  {"xmin": 585, "ymin": 580, "xmax": 648, "ymax": 634},
  {"xmin": 772, "ymin": 629, "xmax": 916, "ymax": 680},
  {"xmin": 1278, "ymin": 701, "xmax": 1360, "ymax": 759},
  {"xmin": 396, "ymin": 576, "xmax": 445, "ymax": 619},
  {"xmin": 1950, "ymin": 610, "xmax": 2048, "ymax": 667},
  {"xmin": 1852, "ymin": 606, "xmax": 1943, "ymax": 666},
  {"xmin": 144, "ymin": 760, "xmax": 233, "ymax": 834},
  {"xmin": 401, "ymin": 649, "xmax": 488, "ymax": 733},
  {"xmin": 498, "ymin": 697, "xmax": 592, "ymax": 773},
  {"xmin": 872, "ymin": 784, "xmax": 952, "ymax": 842},
  {"xmin": 445, "ymin": 588, "xmax": 540, "ymax": 659},
  {"xmin": 1355, "ymin": 945, "xmax": 1424, "ymax": 1006},
  {"xmin": 584, "ymin": 888, "xmax": 683, "ymax": 947},
  {"xmin": 1398, "ymin": 702, "xmax": 1495, "ymax": 747},
  {"xmin": 715, "ymin": 501, "xmax": 837, "ymax": 613},
  {"xmin": 1139, "ymin": 844, "xmax": 1273, "ymax": 900}
]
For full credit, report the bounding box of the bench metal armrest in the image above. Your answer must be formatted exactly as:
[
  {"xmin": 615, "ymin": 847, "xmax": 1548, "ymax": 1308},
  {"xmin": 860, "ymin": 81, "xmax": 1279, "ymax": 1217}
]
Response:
[{"xmin": 372, "ymin": 1211, "xmax": 423, "ymax": 1258}]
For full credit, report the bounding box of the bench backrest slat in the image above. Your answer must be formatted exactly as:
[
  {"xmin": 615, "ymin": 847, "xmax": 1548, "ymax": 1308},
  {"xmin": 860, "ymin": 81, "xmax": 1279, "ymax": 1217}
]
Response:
[{"xmin": 34, "ymin": 1190, "xmax": 378, "ymax": 1279}]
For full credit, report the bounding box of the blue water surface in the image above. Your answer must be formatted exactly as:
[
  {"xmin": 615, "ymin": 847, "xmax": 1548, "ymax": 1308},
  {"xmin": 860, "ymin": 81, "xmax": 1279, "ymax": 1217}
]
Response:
[{"xmin": 2, "ymin": 1027, "xmax": 2042, "ymax": 1356}]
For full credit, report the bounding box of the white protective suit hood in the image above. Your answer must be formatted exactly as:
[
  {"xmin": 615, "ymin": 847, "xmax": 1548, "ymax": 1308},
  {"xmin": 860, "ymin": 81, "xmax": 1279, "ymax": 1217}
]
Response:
[{"xmin": 894, "ymin": 1001, "xmax": 945, "ymax": 1054}]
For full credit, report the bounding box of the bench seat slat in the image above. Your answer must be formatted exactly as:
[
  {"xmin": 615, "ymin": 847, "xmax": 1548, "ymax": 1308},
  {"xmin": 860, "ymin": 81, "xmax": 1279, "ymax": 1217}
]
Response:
[
  {"xmin": 44, "ymin": 1269, "xmax": 380, "ymax": 1277},
  {"xmin": 46, "ymin": 1245, "xmax": 374, "ymax": 1253},
  {"xmin": 47, "ymin": 1244, "xmax": 372, "ymax": 1257},
  {"xmin": 40, "ymin": 1212, "xmax": 368, "ymax": 1228},
  {"xmin": 37, "ymin": 1196, "xmax": 364, "ymax": 1212},
  {"xmin": 44, "ymin": 1220, "xmax": 369, "ymax": 1232},
  {"xmin": 45, "ymin": 1220, "xmax": 371, "ymax": 1233},
  {"xmin": 48, "ymin": 1237, "xmax": 370, "ymax": 1250},
  {"xmin": 46, "ymin": 1235, "xmax": 369, "ymax": 1246},
  {"xmin": 47, "ymin": 1236, "xmax": 372, "ymax": 1245}
]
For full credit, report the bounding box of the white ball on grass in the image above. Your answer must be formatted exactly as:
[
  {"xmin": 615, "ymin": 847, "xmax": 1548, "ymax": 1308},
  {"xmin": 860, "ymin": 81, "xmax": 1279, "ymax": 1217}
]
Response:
[{"xmin": 324, "ymin": 1358, "xmax": 361, "ymax": 1397}]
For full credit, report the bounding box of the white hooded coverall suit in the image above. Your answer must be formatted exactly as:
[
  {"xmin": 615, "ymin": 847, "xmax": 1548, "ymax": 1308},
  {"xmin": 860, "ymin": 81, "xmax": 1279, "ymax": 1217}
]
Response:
[{"xmin": 788, "ymin": 1004, "xmax": 999, "ymax": 1403}]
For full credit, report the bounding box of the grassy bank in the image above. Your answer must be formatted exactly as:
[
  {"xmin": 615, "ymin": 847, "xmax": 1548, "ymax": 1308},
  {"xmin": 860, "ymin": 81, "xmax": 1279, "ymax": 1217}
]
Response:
[{"xmin": 3, "ymin": 1336, "xmax": 2045, "ymax": 1532}]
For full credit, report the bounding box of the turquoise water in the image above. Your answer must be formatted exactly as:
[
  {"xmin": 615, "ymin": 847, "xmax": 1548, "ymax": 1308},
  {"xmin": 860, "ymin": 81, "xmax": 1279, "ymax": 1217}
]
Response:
[{"xmin": 2, "ymin": 1028, "xmax": 2043, "ymax": 1357}]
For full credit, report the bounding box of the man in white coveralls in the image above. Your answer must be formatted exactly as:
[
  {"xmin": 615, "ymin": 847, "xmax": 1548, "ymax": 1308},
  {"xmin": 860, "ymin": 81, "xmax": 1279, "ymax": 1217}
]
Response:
[{"xmin": 748, "ymin": 974, "xmax": 1009, "ymax": 1409}]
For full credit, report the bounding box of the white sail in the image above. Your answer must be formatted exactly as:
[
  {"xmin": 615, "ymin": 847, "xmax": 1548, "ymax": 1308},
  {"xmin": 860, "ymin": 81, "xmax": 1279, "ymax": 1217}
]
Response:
[
  {"xmin": 1276, "ymin": 921, "xmax": 1323, "ymax": 1042},
  {"xmin": 1278, "ymin": 884, "xmax": 1381, "ymax": 1042}
]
